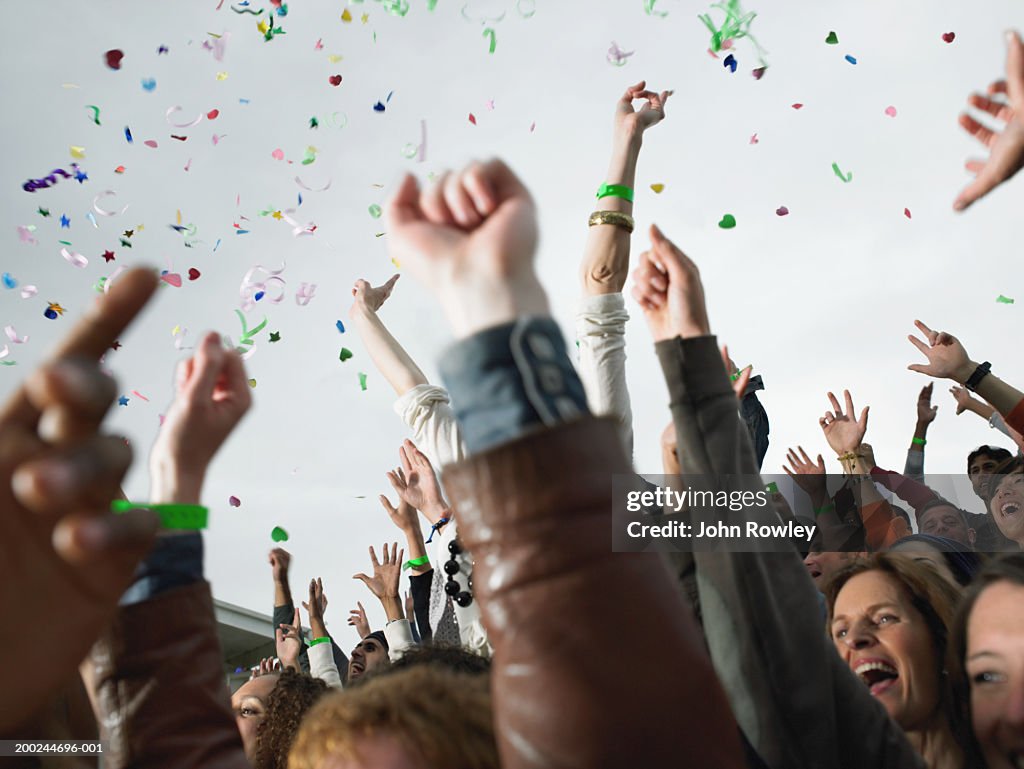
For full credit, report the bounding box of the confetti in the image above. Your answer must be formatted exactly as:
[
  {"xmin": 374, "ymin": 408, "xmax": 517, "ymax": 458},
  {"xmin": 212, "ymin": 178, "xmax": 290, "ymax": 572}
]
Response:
[
  {"xmin": 336, "ymin": 320, "xmax": 346, "ymax": 333},
  {"xmin": 188, "ymin": 268, "xmax": 201, "ymax": 281},
  {"xmin": 21, "ymin": 286, "xmax": 38, "ymax": 299},
  {"xmin": 103, "ymin": 250, "xmax": 115, "ymax": 262},
  {"xmin": 22, "ymin": 164, "xmax": 80, "ymax": 193},
  {"xmin": 776, "ymin": 206, "xmax": 789, "ymax": 216},
  {"xmin": 45, "ymin": 302, "xmax": 65, "ymax": 319},
  {"xmin": 131, "ymin": 390, "xmax": 150, "ymax": 402},
  {"xmin": 160, "ymin": 272, "xmax": 183, "ymax": 287},
  {"xmin": 607, "ymin": 41, "xmax": 635, "ymax": 66},
  {"xmin": 650, "ymin": 183, "xmax": 664, "ymax": 193},
  {"xmin": 271, "ymin": 526, "xmax": 289, "ymax": 542},
  {"xmin": 885, "ymin": 105, "xmax": 897, "ymax": 117},
  {"xmin": 358, "ymin": 372, "xmax": 368, "ymax": 391},
  {"xmin": 723, "ymin": 53, "xmax": 737, "ymax": 72},
  {"xmin": 1, "ymin": 273, "xmax": 16, "ymax": 289},
  {"xmin": 233, "ymin": 309, "xmax": 268, "ymax": 358},
  {"xmin": 339, "ymin": 347, "xmax": 353, "ymax": 362},
  {"xmin": 295, "ymin": 175, "xmax": 331, "ymax": 192},
  {"xmin": 141, "ymin": 78, "xmax": 157, "ymax": 92},
  {"xmin": 118, "ymin": 396, "xmax": 129, "ymax": 407},
  {"xmin": 4, "ymin": 326, "xmax": 28, "ymax": 344},
  {"xmin": 341, "ymin": 8, "xmax": 353, "ymax": 21},
  {"xmin": 125, "ymin": 126, "xmax": 134, "ymax": 143},
  {"xmin": 831, "ymin": 162, "xmax": 852, "ymax": 183},
  {"xmin": 904, "ymin": 208, "xmax": 912, "ymax": 219},
  {"xmin": 718, "ymin": 214, "xmax": 737, "ymax": 229},
  {"xmin": 60, "ymin": 247, "xmax": 88, "ymax": 268},
  {"xmin": 271, "ymin": 148, "xmax": 285, "ymax": 161},
  {"xmin": 844, "ymin": 54, "xmax": 857, "ymax": 65},
  {"xmin": 373, "ymin": 100, "xmax": 386, "ymax": 112},
  {"xmin": 166, "ymin": 106, "xmax": 204, "ymax": 128},
  {"xmin": 792, "ymin": 103, "xmax": 804, "ymax": 110},
  {"xmin": 825, "ymin": 31, "xmax": 838, "ymax": 44},
  {"xmin": 469, "ymin": 113, "xmax": 477, "ymax": 125},
  {"xmin": 368, "ymin": 204, "xmax": 382, "ymax": 218},
  {"xmin": 60, "ymin": 214, "xmax": 70, "ymax": 228},
  {"xmin": 93, "ymin": 190, "xmax": 129, "ymax": 217},
  {"xmin": 483, "ymin": 27, "xmax": 496, "ymax": 53},
  {"xmin": 104, "ymin": 49, "xmax": 124, "ymax": 70},
  {"xmin": 644, "ymin": 0, "xmax": 669, "ymax": 17},
  {"xmin": 144, "ymin": 140, "xmax": 158, "ymax": 148},
  {"xmin": 248, "ymin": 378, "xmax": 257, "ymax": 388},
  {"xmin": 295, "ymin": 282, "xmax": 317, "ymax": 305},
  {"xmin": 232, "ymin": 4, "xmax": 263, "ymax": 13},
  {"xmin": 229, "ymin": 495, "xmax": 242, "ymax": 507},
  {"xmin": 698, "ymin": 0, "xmax": 768, "ymax": 70},
  {"xmin": 996, "ymin": 295, "xmax": 1015, "ymax": 304},
  {"xmin": 751, "ymin": 66, "xmax": 766, "ymax": 79},
  {"xmin": 17, "ymin": 225, "xmax": 37, "ymax": 244},
  {"xmin": 86, "ymin": 105, "xmax": 101, "ymax": 125},
  {"xmin": 942, "ymin": 32, "xmax": 955, "ymax": 44},
  {"xmin": 329, "ymin": 74, "xmax": 342, "ymax": 86},
  {"xmin": 269, "ymin": 331, "xmax": 281, "ymax": 342},
  {"xmin": 749, "ymin": 132, "xmax": 759, "ymax": 144}
]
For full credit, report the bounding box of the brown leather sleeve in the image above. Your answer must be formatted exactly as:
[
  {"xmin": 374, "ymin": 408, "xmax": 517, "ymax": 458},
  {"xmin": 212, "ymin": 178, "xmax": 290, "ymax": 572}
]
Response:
[
  {"xmin": 442, "ymin": 417, "xmax": 744, "ymax": 769},
  {"xmin": 85, "ymin": 581, "xmax": 250, "ymax": 769}
]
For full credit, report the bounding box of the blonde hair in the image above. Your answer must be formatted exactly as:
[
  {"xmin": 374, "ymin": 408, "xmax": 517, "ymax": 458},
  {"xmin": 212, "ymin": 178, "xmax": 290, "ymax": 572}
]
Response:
[{"xmin": 288, "ymin": 665, "xmax": 497, "ymax": 769}]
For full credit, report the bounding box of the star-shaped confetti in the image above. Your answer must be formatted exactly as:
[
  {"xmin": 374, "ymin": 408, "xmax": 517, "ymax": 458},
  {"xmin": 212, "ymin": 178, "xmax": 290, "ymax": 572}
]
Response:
[
  {"xmin": 272, "ymin": 210, "xmax": 283, "ymax": 220},
  {"xmin": 269, "ymin": 331, "xmax": 281, "ymax": 342},
  {"xmin": 158, "ymin": 45, "xmax": 169, "ymax": 54},
  {"xmin": 74, "ymin": 168, "xmax": 89, "ymax": 183},
  {"xmin": 123, "ymin": 229, "xmax": 134, "ymax": 238},
  {"xmin": 60, "ymin": 215, "xmax": 70, "ymax": 228},
  {"xmin": 309, "ymin": 116, "xmax": 319, "ymax": 129},
  {"xmin": 119, "ymin": 238, "xmax": 132, "ymax": 248},
  {"xmin": 38, "ymin": 207, "xmax": 50, "ymax": 217},
  {"xmin": 118, "ymin": 395, "xmax": 129, "ymax": 406},
  {"xmin": 102, "ymin": 250, "xmax": 115, "ymax": 263},
  {"xmin": 47, "ymin": 302, "xmax": 66, "ymax": 316}
]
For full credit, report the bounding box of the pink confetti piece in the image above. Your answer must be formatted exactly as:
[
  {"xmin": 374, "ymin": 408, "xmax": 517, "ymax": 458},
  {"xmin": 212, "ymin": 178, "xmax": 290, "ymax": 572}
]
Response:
[
  {"xmin": 529, "ymin": 121, "xmax": 536, "ymax": 132},
  {"xmin": 143, "ymin": 140, "xmax": 158, "ymax": 148},
  {"xmin": 885, "ymin": 105, "xmax": 897, "ymax": 117},
  {"xmin": 184, "ymin": 158, "xmax": 192, "ymax": 172},
  {"xmin": 749, "ymin": 133, "xmax": 759, "ymax": 145},
  {"xmin": 942, "ymin": 32, "xmax": 955, "ymax": 43},
  {"xmin": 468, "ymin": 113, "xmax": 477, "ymax": 125},
  {"xmin": 20, "ymin": 285, "xmax": 37, "ymax": 299},
  {"xmin": 4, "ymin": 325, "xmax": 28, "ymax": 343},
  {"xmin": 485, "ymin": 99, "xmax": 495, "ymax": 111},
  {"xmin": 60, "ymin": 247, "xmax": 88, "ymax": 268},
  {"xmin": 271, "ymin": 148, "xmax": 284, "ymax": 160},
  {"xmin": 131, "ymin": 390, "xmax": 150, "ymax": 401},
  {"xmin": 791, "ymin": 103, "xmax": 804, "ymax": 110},
  {"xmin": 165, "ymin": 106, "xmax": 204, "ymax": 128},
  {"xmin": 160, "ymin": 273, "xmax": 183, "ymax": 287},
  {"xmin": 229, "ymin": 495, "xmax": 241, "ymax": 507},
  {"xmin": 103, "ymin": 265, "xmax": 127, "ymax": 294},
  {"xmin": 17, "ymin": 226, "xmax": 37, "ymax": 244},
  {"xmin": 295, "ymin": 282, "xmax": 317, "ymax": 306},
  {"xmin": 92, "ymin": 190, "xmax": 129, "ymax": 217},
  {"xmin": 776, "ymin": 206, "xmax": 789, "ymax": 216},
  {"xmin": 904, "ymin": 208, "xmax": 912, "ymax": 219},
  {"xmin": 212, "ymin": 134, "xmax": 226, "ymax": 145},
  {"xmin": 240, "ymin": 263, "xmax": 286, "ymax": 310}
]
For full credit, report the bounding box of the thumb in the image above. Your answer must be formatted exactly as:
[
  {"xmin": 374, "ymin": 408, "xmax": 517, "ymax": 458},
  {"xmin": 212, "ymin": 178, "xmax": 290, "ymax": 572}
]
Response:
[
  {"xmin": 907, "ymin": 364, "xmax": 929, "ymax": 375},
  {"xmin": 353, "ymin": 573, "xmax": 370, "ymax": 586},
  {"xmin": 184, "ymin": 333, "xmax": 226, "ymax": 399}
]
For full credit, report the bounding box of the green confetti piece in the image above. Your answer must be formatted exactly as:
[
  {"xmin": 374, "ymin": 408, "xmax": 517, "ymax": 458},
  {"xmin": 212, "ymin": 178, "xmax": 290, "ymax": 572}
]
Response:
[
  {"xmin": 339, "ymin": 347, "xmax": 353, "ymax": 361},
  {"xmin": 718, "ymin": 213, "xmax": 737, "ymax": 229},
  {"xmin": 997, "ymin": 295, "xmax": 1015, "ymax": 304},
  {"xmin": 517, "ymin": 0, "xmax": 535, "ymax": 18},
  {"xmin": 369, "ymin": 204, "xmax": 382, "ymax": 218},
  {"xmin": 483, "ymin": 27, "xmax": 496, "ymax": 53},
  {"xmin": 831, "ymin": 162, "xmax": 852, "ymax": 183},
  {"xmin": 765, "ymin": 481, "xmax": 779, "ymax": 494},
  {"xmin": 86, "ymin": 105, "xmax": 102, "ymax": 125},
  {"xmin": 358, "ymin": 371, "xmax": 368, "ymax": 391},
  {"xmin": 94, "ymin": 277, "xmax": 107, "ymax": 293},
  {"xmin": 401, "ymin": 143, "xmax": 418, "ymax": 158},
  {"xmin": 309, "ymin": 116, "xmax": 319, "ymax": 129},
  {"xmin": 697, "ymin": 0, "xmax": 768, "ymax": 69},
  {"xmin": 427, "ymin": 0, "xmax": 437, "ymax": 9},
  {"xmin": 825, "ymin": 30, "xmax": 838, "ymax": 44},
  {"xmin": 644, "ymin": 0, "xmax": 669, "ymax": 17},
  {"xmin": 271, "ymin": 526, "xmax": 289, "ymax": 542}
]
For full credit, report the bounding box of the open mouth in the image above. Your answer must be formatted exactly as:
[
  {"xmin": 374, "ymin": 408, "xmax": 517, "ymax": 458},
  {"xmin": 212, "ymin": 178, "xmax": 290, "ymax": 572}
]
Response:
[
  {"xmin": 1000, "ymin": 501, "xmax": 1021, "ymax": 518},
  {"xmin": 806, "ymin": 566, "xmax": 822, "ymax": 579},
  {"xmin": 350, "ymin": 662, "xmax": 365, "ymax": 677},
  {"xmin": 854, "ymin": 661, "xmax": 899, "ymax": 696}
]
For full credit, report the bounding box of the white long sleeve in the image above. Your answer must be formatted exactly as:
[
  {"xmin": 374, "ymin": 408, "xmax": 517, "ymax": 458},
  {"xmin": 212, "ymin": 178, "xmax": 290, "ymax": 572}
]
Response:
[
  {"xmin": 393, "ymin": 384, "xmax": 466, "ymax": 469},
  {"xmin": 308, "ymin": 641, "xmax": 343, "ymax": 689},
  {"xmin": 383, "ymin": 619, "xmax": 415, "ymax": 661}
]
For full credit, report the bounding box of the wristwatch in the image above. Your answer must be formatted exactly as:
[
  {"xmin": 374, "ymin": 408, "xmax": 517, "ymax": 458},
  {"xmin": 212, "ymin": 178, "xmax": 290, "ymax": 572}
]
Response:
[{"xmin": 965, "ymin": 361, "xmax": 992, "ymax": 393}]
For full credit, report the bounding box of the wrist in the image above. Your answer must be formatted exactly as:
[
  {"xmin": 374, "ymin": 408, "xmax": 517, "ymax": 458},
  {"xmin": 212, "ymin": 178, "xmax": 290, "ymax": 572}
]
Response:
[
  {"xmin": 953, "ymin": 360, "xmax": 979, "ymax": 385},
  {"xmin": 380, "ymin": 594, "xmax": 403, "ymax": 622},
  {"xmin": 612, "ymin": 126, "xmax": 643, "ymax": 153},
  {"xmin": 149, "ymin": 460, "xmax": 204, "ymax": 505},
  {"xmin": 913, "ymin": 422, "xmax": 930, "ymax": 437}
]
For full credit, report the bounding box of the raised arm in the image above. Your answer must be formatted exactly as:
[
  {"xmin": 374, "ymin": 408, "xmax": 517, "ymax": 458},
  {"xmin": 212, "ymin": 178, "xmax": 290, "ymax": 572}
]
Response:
[
  {"xmin": 904, "ymin": 383, "xmax": 937, "ymax": 481},
  {"xmin": 352, "ymin": 543, "xmax": 414, "ymax": 660},
  {"xmin": 269, "ymin": 547, "xmax": 310, "ymax": 673},
  {"xmin": 954, "ymin": 30, "xmax": 1024, "ymax": 211},
  {"xmin": 348, "ymin": 274, "xmax": 428, "ymax": 396}
]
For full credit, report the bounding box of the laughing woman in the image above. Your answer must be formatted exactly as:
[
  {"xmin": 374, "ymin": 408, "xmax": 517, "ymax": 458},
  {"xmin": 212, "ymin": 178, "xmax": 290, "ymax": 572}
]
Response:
[
  {"xmin": 825, "ymin": 555, "xmax": 970, "ymax": 769},
  {"xmin": 987, "ymin": 458, "xmax": 1024, "ymax": 550},
  {"xmin": 952, "ymin": 553, "xmax": 1024, "ymax": 769}
]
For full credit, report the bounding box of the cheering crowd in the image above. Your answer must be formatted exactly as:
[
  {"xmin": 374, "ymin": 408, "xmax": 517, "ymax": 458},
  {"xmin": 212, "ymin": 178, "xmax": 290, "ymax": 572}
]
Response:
[{"xmin": 3, "ymin": 28, "xmax": 1024, "ymax": 769}]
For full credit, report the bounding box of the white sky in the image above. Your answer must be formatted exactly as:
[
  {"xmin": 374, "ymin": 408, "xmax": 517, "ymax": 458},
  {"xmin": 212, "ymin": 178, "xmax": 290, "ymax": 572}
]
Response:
[{"xmin": 2, "ymin": 0, "xmax": 1021, "ymax": 632}]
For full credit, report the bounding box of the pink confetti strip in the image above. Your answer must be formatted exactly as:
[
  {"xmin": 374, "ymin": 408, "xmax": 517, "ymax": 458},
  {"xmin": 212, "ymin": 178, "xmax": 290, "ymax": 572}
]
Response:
[
  {"xmin": 131, "ymin": 390, "xmax": 150, "ymax": 401},
  {"xmin": 294, "ymin": 175, "xmax": 332, "ymax": 192},
  {"xmin": 239, "ymin": 263, "xmax": 287, "ymax": 311},
  {"xmin": 103, "ymin": 266, "xmax": 127, "ymax": 294},
  {"xmin": 17, "ymin": 226, "xmax": 37, "ymax": 244},
  {"xmin": 295, "ymin": 282, "xmax": 317, "ymax": 305},
  {"xmin": 20, "ymin": 285, "xmax": 37, "ymax": 299},
  {"xmin": 165, "ymin": 106, "xmax": 205, "ymax": 128},
  {"xmin": 4, "ymin": 325, "xmax": 28, "ymax": 343},
  {"xmin": 93, "ymin": 190, "xmax": 129, "ymax": 217},
  {"xmin": 60, "ymin": 247, "xmax": 89, "ymax": 269}
]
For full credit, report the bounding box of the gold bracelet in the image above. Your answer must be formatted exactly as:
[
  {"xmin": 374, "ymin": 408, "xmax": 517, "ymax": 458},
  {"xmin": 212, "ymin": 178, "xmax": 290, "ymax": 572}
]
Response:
[
  {"xmin": 589, "ymin": 210, "xmax": 635, "ymax": 233},
  {"xmin": 837, "ymin": 452, "xmax": 858, "ymax": 463}
]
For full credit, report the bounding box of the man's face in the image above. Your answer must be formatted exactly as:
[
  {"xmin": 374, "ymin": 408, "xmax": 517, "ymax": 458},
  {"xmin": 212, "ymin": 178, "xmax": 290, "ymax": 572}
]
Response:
[
  {"xmin": 803, "ymin": 550, "xmax": 857, "ymax": 591},
  {"xmin": 918, "ymin": 504, "xmax": 975, "ymax": 547},
  {"xmin": 970, "ymin": 453, "xmax": 1003, "ymax": 499},
  {"xmin": 348, "ymin": 637, "xmax": 389, "ymax": 682}
]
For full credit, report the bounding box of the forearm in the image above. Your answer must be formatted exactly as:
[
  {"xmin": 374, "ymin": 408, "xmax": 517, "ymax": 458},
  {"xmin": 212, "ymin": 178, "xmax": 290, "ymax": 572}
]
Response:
[
  {"xmin": 379, "ymin": 594, "xmax": 404, "ymax": 623},
  {"xmin": 908, "ymin": 421, "xmax": 928, "ymax": 455},
  {"xmin": 956, "ymin": 362, "xmax": 1024, "ymax": 422},
  {"xmin": 401, "ymin": 524, "xmax": 430, "ymax": 575},
  {"xmin": 273, "ymin": 577, "xmax": 291, "ymax": 608},
  {"xmin": 309, "ymin": 616, "xmax": 329, "ymax": 641},
  {"xmin": 967, "ymin": 400, "xmax": 997, "ymax": 421},
  {"xmin": 350, "ymin": 306, "xmax": 428, "ymax": 396},
  {"xmin": 580, "ymin": 132, "xmax": 641, "ymax": 295}
]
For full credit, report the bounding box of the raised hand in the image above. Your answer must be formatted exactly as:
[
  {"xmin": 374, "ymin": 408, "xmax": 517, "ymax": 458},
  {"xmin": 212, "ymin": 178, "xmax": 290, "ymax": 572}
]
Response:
[
  {"xmin": 783, "ymin": 446, "xmax": 827, "ymax": 497},
  {"xmin": 819, "ymin": 390, "xmax": 869, "ymax": 456},
  {"xmin": 350, "ymin": 274, "xmax": 399, "ymax": 317},
  {"xmin": 906, "ymin": 320, "xmax": 974, "ymax": 383},
  {"xmin": 0, "ymin": 268, "xmax": 161, "ymax": 733},
  {"xmin": 379, "ymin": 492, "xmax": 420, "ymax": 533},
  {"xmin": 149, "ymin": 331, "xmax": 252, "ymax": 504},
  {"xmin": 950, "ymin": 384, "xmax": 985, "ymax": 416},
  {"xmin": 385, "ymin": 158, "xmax": 548, "ymax": 339},
  {"xmin": 720, "ymin": 345, "xmax": 752, "ymax": 401},
  {"xmin": 301, "ymin": 577, "xmax": 329, "ymax": 640},
  {"xmin": 385, "ymin": 439, "xmax": 449, "ymax": 524},
  {"xmin": 353, "ymin": 543, "xmax": 403, "ymax": 602},
  {"xmin": 251, "ymin": 656, "xmax": 281, "ymax": 680},
  {"xmin": 954, "ymin": 31, "xmax": 1024, "ymax": 211},
  {"xmin": 348, "ymin": 601, "xmax": 371, "ymax": 640},
  {"xmin": 631, "ymin": 224, "xmax": 710, "ymax": 342},
  {"xmin": 615, "ymin": 80, "xmax": 671, "ymax": 139},
  {"xmin": 916, "ymin": 383, "xmax": 938, "ymax": 425},
  {"xmin": 275, "ymin": 607, "xmax": 303, "ymax": 671},
  {"xmin": 269, "ymin": 547, "xmax": 291, "ymax": 583}
]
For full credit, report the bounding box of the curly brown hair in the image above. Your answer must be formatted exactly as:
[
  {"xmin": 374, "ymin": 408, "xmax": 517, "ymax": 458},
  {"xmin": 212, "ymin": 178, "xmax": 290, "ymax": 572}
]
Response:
[{"xmin": 254, "ymin": 668, "xmax": 329, "ymax": 769}]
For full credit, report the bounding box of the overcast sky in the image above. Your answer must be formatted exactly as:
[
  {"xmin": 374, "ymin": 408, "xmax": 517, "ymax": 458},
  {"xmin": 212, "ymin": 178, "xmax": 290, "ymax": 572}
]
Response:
[{"xmin": 2, "ymin": 0, "xmax": 1021, "ymax": 633}]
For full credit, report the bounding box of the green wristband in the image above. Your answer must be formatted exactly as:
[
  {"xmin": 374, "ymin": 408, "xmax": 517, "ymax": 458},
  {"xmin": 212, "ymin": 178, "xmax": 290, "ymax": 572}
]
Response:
[
  {"xmin": 814, "ymin": 503, "xmax": 836, "ymax": 517},
  {"xmin": 403, "ymin": 555, "xmax": 430, "ymax": 571},
  {"xmin": 307, "ymin": 636, "xmax": 331, "ymax": 647},
  {"xmin": 111, "ymin": 500, "xmax": 209, "ymax": 530},
  {"xmin": 730, "ymin": 365, "xmax": 751, "ymax": 383},
  {"xmin": 912, "ymin": 437, "xmax": 926, "ymax": 446},
  {"xmin": 596, "ymin": 183, "xmax": 634, "ymax": 202}
]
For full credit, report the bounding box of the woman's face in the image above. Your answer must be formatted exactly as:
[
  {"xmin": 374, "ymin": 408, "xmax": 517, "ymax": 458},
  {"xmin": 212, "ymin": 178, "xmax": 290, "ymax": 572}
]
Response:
[
  {"xmin": 831, "ymin": 570, "xmax": 942, "ymax": 730},
  {"xmin": 989, "ymin": 472, "xmax": 1024, "ymax": 546},
  {"xmin": 231, "ymin": 674, "xmax": 279, "ymax": 760},
  {"xmin": 965, "ymin": 581, "xmax": 1024, "ymax": 769},
  {"xmin": 888, "ymin": 541, "xmax": 959, "ymax": 588}
]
